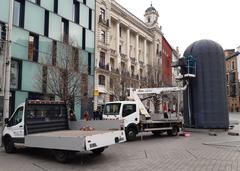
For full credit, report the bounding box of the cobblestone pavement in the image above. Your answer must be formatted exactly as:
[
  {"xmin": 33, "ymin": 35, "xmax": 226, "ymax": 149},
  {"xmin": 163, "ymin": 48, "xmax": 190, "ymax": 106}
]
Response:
[{"xmin": 0, "ymin": 114, "xmax": 240, "ymax": 171}]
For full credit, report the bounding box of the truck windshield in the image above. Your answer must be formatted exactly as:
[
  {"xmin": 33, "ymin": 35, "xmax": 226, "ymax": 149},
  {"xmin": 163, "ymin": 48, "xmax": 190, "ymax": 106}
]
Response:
[{"xmin": 104, "ymin": 103, "xmax": 121, "ymax": 116}]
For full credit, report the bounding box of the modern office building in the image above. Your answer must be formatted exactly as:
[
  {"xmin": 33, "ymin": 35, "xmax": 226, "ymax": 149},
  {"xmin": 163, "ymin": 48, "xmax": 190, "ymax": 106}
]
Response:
[
  {"xmin": 0, "ymin": 0, "xmax": 95, "ymax": 119},
  {"xmin": 95, "ymin": 0, "xmax": 174, "ymax": 111}
]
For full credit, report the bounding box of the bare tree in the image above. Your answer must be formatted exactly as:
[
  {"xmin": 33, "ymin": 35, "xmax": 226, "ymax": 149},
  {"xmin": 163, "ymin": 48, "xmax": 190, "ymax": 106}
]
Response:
[{"xmin": 36, "ymin": 39, "xmax": 88, "ymax": 109}]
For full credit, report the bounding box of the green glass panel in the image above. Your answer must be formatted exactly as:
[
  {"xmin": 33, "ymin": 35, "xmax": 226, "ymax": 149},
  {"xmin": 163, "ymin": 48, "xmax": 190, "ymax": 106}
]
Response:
[
  {"xmin": 15, "ymin": 91, "xmax": 28, "ymax": 109},
  {"xmin": 69, "ymin": 22, "xmax": 82, "ymax": 47},
  {"xmin": 58, "ymin": 0, "xmax": 73, "ymax": 21},
  {"xmin": 85, "ymin": 30, "xmax": 94, "ymax": 53},
  {"xmin": 88, "ymin": 76, "xmax": 94, "ymax": 98},
  {"xmin": 0, "ymin": 0, "xmax": 9, "ymax": 23},
  {"xmin": 11, "ymin": 27, "xmax": 29, "ymax": 60},
  {"xmin": 39, "ymin": 36, "xmax": 52, "ymax": 64},
  {"xmin": 22, "ymin": 61, "xmax": 42, "ymax": 92},
  {"xmin": 80, "ymin": 50, "xmax": 88, "ymax": 67},
  {"xmin": 49, "ymin": 12, "xmax": 62, "ymax": 41},
  {"xmin": 41, "ymin": 0, "xmax": 54, "ymax": 11},
  {"xmin": 91, "ymin": 11, "xmax": 95, "ymax": 31},
  {"xmin": 80, "ymin": 4, "xmax": 89, "ymax": 28},
  {"xmin": 24, "ymin": 1, "xmax": 45, "ymax": 35},
  {"xmin": 74, "ymin": 102, "xmax": 81, "ymax": 120},
  {"xmin": 86, "ymin": 0, "xmax": 95, "ymax": 10}
]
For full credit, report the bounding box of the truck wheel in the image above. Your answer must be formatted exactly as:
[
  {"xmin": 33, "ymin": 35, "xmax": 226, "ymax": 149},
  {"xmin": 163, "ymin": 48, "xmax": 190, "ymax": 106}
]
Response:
[
  {"xmin": 167, "ymin": 126, "xmax": 178, "ymax": 136},
  {"xmin": 126, "ymin": 127, "xmax": 137, "ymax": 141},
  {"xmin": 3, "ymin": 136, "xmax": 16, "ymax": 153},
  {"xmin": 91, "ymin": 147, "xmax": 105, "ymax": 155},
  {"xmin": 53, "ymin": 150, "xmax": 71, "ymax": 163}
]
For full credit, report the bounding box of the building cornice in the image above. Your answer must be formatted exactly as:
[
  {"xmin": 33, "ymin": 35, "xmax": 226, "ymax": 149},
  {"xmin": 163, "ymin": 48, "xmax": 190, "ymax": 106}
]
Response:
[{"xmin": 111, "ymin": 0, "xmax": 163, "ymax": 38}]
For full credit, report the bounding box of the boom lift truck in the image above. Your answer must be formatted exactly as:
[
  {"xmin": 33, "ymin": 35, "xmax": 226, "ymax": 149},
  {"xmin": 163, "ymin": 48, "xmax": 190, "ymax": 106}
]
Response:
[{"xmin": 103, "ymin": 55, "xmax": 196, "ymax": 141}]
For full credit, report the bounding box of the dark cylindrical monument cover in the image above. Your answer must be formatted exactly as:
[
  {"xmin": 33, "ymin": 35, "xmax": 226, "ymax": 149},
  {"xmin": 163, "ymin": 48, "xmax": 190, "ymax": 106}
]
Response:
[{"xmin": 183, "ymin": 39, "xmax": 229, "ymax": 128}]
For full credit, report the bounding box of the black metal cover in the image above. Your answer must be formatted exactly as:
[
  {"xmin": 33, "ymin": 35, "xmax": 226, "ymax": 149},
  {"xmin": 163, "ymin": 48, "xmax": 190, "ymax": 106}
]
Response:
[{"xmin": 183, "ymin": 39, "xmax": 229, "ymax": 128}]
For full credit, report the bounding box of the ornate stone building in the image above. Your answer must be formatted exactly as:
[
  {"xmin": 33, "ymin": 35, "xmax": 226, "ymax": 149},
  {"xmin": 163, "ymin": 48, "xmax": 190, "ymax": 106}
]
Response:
[
  {"xmin": 225, "ymin": 48, "xmax": 240, "ymax": 112},
  {"xmin": 94, "ymin": 0, "xmax": 170, "ymax": 109}
]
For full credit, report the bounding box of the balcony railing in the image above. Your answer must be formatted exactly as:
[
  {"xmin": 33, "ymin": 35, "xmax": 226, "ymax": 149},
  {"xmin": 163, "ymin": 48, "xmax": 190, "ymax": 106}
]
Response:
[
  {"xmin": 99, "ymin": 63, "xmax": 109, "ymax": 71},
  {"xmin": 99, "ymin": 16, "xmax": 110, "ymax": 27},
  {"xmin": 120, "ymin": 53, "xmax": 127, "ymax": 59},
  {"xmin": 110, "ymin": 49, "xmax": 116, "ymax": 56},
  {"xmin": 111, "ymin": 68, "xmax": 120, "ymax": 74},
  {"xmin": 130, "ymin": 57, "xmax": 136, "ymax": 64}
]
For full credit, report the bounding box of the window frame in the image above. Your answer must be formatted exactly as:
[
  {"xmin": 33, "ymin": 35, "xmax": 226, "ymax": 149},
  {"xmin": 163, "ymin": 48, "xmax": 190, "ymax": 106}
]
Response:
[{"xmin": 122, "ymin": 104, "xmax": 136, "ymax": 117}]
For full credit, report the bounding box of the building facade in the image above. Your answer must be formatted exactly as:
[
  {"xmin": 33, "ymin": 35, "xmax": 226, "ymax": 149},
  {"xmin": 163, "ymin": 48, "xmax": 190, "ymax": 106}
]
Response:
[
  {"xmin": 0, "ymin": 0, "xmax": 95, "ymax": 119},
  {"xmin": 225, "ymin": 48, "xmax": 240, "ymax": 112},
  {"xmin": 95, "ymin": 0, "xmax": 174, "ymax": 111}
]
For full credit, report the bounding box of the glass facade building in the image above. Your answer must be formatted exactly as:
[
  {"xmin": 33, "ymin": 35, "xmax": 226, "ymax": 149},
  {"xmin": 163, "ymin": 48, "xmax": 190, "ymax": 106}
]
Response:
[{"xmin": 0, "ymin": 0, "xmax": 95, "ymax": 119}]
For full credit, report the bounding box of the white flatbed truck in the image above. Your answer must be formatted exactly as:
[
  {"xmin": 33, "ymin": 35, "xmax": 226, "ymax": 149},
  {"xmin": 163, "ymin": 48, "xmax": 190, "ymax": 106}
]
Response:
[
  {"xmin": 103, "ymin": 85, "xmax": 188, "ymax": 141},
  {"xmin": 2, "ymin": 100, "xmax": 126, "ymax": 162}
]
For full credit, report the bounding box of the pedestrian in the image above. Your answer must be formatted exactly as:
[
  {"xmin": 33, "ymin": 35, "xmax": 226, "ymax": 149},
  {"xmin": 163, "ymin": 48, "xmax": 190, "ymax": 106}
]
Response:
[
  {"xmin": 69, "ymin": 109, "xmax": 77, "ymax": 121},
  {"xmin": 163, "ymin": 104, "xmax": 168, "ymax": 119},
  {"xmin": 83, "ymin": 111, "xmax": 90, "ymax": 121}
]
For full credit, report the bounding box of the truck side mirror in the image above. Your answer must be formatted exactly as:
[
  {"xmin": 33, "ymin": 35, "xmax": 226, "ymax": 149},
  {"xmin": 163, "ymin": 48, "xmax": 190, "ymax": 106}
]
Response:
[{"xmin": 4, "ymin": 118, "xmax": 9, "ymax": 124}]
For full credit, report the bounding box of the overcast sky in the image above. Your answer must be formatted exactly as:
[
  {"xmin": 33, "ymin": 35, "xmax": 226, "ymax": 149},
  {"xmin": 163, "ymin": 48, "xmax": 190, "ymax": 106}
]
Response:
[{"xmin": 116, "ymin": 0, "xmax": 240, "ymax": 54}]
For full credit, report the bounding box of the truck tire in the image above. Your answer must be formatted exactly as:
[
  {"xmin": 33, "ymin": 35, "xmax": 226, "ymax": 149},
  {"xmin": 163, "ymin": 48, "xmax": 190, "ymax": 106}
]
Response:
[
  {"xmin": 53, "ymin": 150, "xmax": 71, "ymax": 163},
  {"xmin": 126, "ymin": 127, "xmax": 137, "ymax": 141},
  {"xmin": 167, "ymin": 126, "xmax": 178, "ymax": 136},
  {"xmin": 3, "ymin": 136, "xmax": 16, "ymax": 153},
  {"xmin": 91, "ymin": 147, "xmax": 105, "ymax": 155}
]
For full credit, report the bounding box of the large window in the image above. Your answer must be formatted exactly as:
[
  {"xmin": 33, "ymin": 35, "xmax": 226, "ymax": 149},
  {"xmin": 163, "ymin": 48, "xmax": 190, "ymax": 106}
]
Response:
[
  {"xmin": 30, "ymin": 0, "xmax": 40, "ymax": 5},
  {"xmin": 89, "ymin": 9, "xmax": 92, "ymax": 30},
  {"xmin": 99, "ymin": 52, "xmax": 105, "ymax": 67},
  {"xmin": 13, "ymin": 0, "xmax": 25, "ymax": 27},
  {"xmin": 100, "ymin": 8, "xmax": 105, "ymax": 20},
  {"xmin": 44, "ymin": 11, "xmax": 49, "ymax": 37},
  {"xmin": 73, "ymin": 0, "xmax": 80, "ymax": 24},
  {"xmin": 100, "ymin": 30, "xmax": 105, "ymax": 43},
  {"xmin": 25, "ymin": 1, "xmax": 45, "ymax": 35},
  {"xmin": 28, "ymin": 33, "xmax": 39, "ymax": 62},
  {"xmin": 61, "ymin": 18, "xmax": 69, "ymax": 43},
  {"xmin": 99, "ymin": 75, "xmax": 105, "ymax": 86}
]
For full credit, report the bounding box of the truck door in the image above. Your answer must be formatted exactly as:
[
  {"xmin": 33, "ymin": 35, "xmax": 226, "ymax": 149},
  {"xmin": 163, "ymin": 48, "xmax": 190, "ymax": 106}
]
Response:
[
  {"xmin": 6, "ymin": 106, "xmax": 24, "ymax": 142},
  {"xmin": 121, "ymin": 104, "xmax": 139, "ymax": 127}
]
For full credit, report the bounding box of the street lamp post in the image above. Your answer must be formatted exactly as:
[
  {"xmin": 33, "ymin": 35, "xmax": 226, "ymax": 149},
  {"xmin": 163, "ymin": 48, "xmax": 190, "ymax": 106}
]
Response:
[{"xmin": 1, "ymin": 0, "xmax": 14, "ymax": 146}]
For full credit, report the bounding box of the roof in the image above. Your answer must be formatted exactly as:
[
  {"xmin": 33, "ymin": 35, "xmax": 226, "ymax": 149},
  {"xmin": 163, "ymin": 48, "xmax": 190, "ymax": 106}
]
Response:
[
  {"xmin": 226, "ymin": 51, "xmax": 240, "ymax": 60},
  {"xmin": 145, "ymin": 3, "xmax": 157, "ymax": 13}
]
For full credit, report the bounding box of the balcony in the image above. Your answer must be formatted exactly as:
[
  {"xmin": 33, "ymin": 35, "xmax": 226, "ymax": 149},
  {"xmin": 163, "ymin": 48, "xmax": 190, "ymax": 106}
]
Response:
[
  {"xmin": 111, "ymin": 68, "xmax": 120, "ymax": 75},
  {"xmin": 130, "ymin": 57, "xmax": 136, "ymax": 64},
  {"xmin": 99, "ymin": 63, "xmax": 109, "ymax": 71},
  {"xmin": 110, "ymin": 49, "xmax": 117, "ymax": 57},
  {"xmin": 98, "ymin": 16, "xmax": 110, "ymax": 28},
  {"xmin": 139, "ymin": 61, "xmax": 144, "ymax": 68}
]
